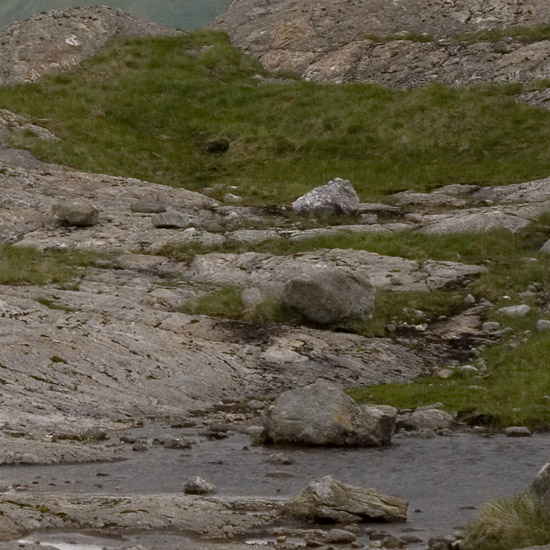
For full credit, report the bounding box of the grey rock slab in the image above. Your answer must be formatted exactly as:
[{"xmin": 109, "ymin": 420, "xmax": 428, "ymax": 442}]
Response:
[
  {"xmin": 282, "ymin": 267, "xmax": 375, "ymax": 324},
  {"xmin": 182, "ymin": 249, "xmax": 485, "ymax": 296},
  {"xmin": 472, "ymin": 177, "xmax": 550, "ymax": 204},
  {"xmin": 263, "ymin": 380, "xmax": 396, "ymax": 447},
  {"xmin": 151, "ymin": 210, "xmax": 191, "ymax": 229},
  {"xmin": 214, "ymin": 0, "xmax": 550, "ymax": 87},
  {"xmin": 292, "ymin": 178, "xmax": 360, "ymax": 216},
  {"xmin": 0, "ymin": 283, "xmax": 431, "ymax": 457},
  {"xmin": 286, "ymin": 223, "xmax": 414, "ymax": 240},
  {"xmin": 0, "ymin": 163, "xmax": 219, "ymax": 252},
  {"xmin": 0, "ymin": 493, "xmax": 282, "ymax": 540},
  {"xmin": 283, "ymin": 475, "xmax": 408, "ymax": 522},
  {"xmin": 419, "ymin": 208, "xmax": 531, "ymax": 234}
]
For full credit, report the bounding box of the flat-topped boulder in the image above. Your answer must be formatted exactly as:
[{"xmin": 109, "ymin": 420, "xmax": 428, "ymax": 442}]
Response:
[{"xmin": 283, "ymin": 475, "xmax": 408, "ymax": 522}]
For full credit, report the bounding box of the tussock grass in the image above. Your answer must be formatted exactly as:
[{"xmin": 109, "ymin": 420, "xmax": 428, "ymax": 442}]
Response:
[
  {"xmin": 457, "ymin": 24, "xmax": 550, "ymax": 44},
  {"xmin": 463, "ymin": 493, "xmax": 550, "ymax": 550},
  {"xmin": 180, "ymin": 284, "xmax": 301, "ymax": 323},
  {"xmin": 350, "ymin": 329, "xmax": 550, "ymax": 429},
  {"xmin": 365, "ymin": 25, "xmax": 550, "ymax": 45},
  {"xmin": 1, "ymin": 32, "xmax": 550, "ymax": 204},
  {"xmin": 0, "ymin": 245, "xmax": 104, "ymax": 286}
]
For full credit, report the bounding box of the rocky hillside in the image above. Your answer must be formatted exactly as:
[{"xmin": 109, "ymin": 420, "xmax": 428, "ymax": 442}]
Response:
[
  {"xmin": 0, "ymin": 0, "xmax": 231, "ymax": 30},
  {"xmin": 0, "ymin": 6, "xmax": 179, "ymax": 85},
  {"xmin": 212, "ymin": 0, "xmax": 550, "ymax": 87}
]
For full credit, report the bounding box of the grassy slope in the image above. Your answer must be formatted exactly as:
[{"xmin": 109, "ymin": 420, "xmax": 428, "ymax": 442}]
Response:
[
  {"xmin": 2, "ymin": 31, "xmax": 550, "ymax": 432},
  {"xmin": 2, "ymin": 32, "xmax": 550, "ymax": 206},
  {"xmin": 0, "ymin": 0, "xmax": 230, "ymax": 30}
]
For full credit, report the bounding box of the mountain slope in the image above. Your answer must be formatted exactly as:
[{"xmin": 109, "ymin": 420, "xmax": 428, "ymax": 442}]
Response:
[
  {"xmin": 212, "ymin": 0, "xmax": 550, "ymax": 86},
  {"xmin": 0, "ymin": 0, "xmax": 231, "ymax": 30}
]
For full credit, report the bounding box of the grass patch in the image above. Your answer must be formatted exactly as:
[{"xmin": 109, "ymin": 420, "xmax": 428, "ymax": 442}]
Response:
[
  {"xmin": 350, "ymin": 323, "xmax": 550, "ymax": 429},
  {"xmin": 457, "ymin": 24, "xmax": 550, "ymax": 44},
  {"xmin": 1, "ymin": 32, "xmax": 550, "ymax": 204},
  {"xmin": 0, "ymin": 245, "xmax": 106, "ymax": 286},
  {"xmin": 180, "ymin": 284, "xmax": 301, "ymax": 324},
  {"xmin": 462, "ymin": 492, "xmax": 550, "ymax": 550},
  {"xmin": 365, "ymin": 25, "xmax": 550, "ymax": 45}
]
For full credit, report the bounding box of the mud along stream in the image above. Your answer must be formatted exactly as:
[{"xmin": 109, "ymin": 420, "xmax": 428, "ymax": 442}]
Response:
[{"xmin": 0, "ymin": 420, "xmax": 549, "ymax": 550}]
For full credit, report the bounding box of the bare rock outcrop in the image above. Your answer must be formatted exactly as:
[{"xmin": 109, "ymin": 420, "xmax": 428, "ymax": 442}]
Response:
[
  {"xmin": 0, "ymin": 6, "xmax": 179, "ymax": 85},
  {"xmin": 212, "ymin": 0, "xmax": 550, "ymax": 87}
]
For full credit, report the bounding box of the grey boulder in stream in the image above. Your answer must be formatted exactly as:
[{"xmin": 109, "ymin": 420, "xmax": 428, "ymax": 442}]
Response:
[{"xmin": 262, "ymin": 380, "xmax": 396, "ymax": 446}]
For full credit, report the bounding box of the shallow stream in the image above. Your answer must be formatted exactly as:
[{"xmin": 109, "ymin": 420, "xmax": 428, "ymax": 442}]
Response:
[{"xmin": 4, "ymin": 423, "xmax": 550, "ymax": 548}]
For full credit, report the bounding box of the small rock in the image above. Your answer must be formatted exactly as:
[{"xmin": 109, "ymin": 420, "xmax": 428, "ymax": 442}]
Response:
[
  {"xmin": 415, "ymin": 428, "xmax": 436, "ymax": 439},
  {"xmin": 492, "ymin": 40, "xmax": 511, "ymax": 54},
  {"xmin": 434, "ymin": 368, "xmax": 454, "ymax": 379},
  {"xmin": 291, "ymin": 177, "xmax": 360, "ymax": 217},
  {"xmin": 537, "ymin": 320, "xmax": 550, "ymax": 331},
  {"xmin": 398, "ymin": 409, "xmax": 455, "ymax": 432},
  {"xmin": 52, "ymin": 201, "xmax": 99, "ymax": 227},
  {"xmin": 164, "ymin": 437, "xmax": 192, "ymax": 449},
  {"xmin": 184, "ymin": 476, "xmax": 216, "ymax": 495},
  {"xmin": 428, "ymin": 535, "xmax": 454, "ymax": 550},
  {"xmin": 266, "ymin": 471, "xmax": 294, "ymax": 478},
  {"xmin": 247, "ymin": 399, "xmax": 265, "ymax": 410},
  {"xmin": 151, "ymin": 210, "xmax": 191, "ymax": 228},
  {"xmin": 458, "ymin": 364, "xmax": 478, "ymax": 373},
  {"xmin": 498, "ymin": 304, "xmax": 531, "ymax": 317},
  {"xmin": 482, "ymin": 321, "xmax": 500, "ymax": 333},
  {"xmin": 224, "ymin": 193, "xmax": 243, "ymax": 204},
  {"xmin": 504, "ymin": 426, "xmax": 532, "ymax": 437},
  {"xmin": 326, "ymin": 529, "xmax": 357, "ymax": 544},
  {"xmin": 130, "ymin": 198, "xmax": 167, "ymax": 213},
  {"xmin": 463, "ymin": 294, "xmax": 476, "ymax": 305},
  {"xmin": 268, "ymin": 452, "xmax": 295, "ymax": 465},
  {"xmin": 379, "ymin": 535, "xmax": 408, "ymax": 548},
  {"xmin": 132, "ymin": 440, "xmax": 149, "ymax": 452}
]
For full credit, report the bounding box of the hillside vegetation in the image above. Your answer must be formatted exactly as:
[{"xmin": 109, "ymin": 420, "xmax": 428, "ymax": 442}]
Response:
[
  {"xmin": 1, "ymin": 32, "xmax": 550, "ymax": 206},
  {"xmin": 0, "ymin": 0, "xmax": 230, "ymax": 29},
  {"xmin": 3, "ymin": 31, "xmax": 550, "ymax": 433}
]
